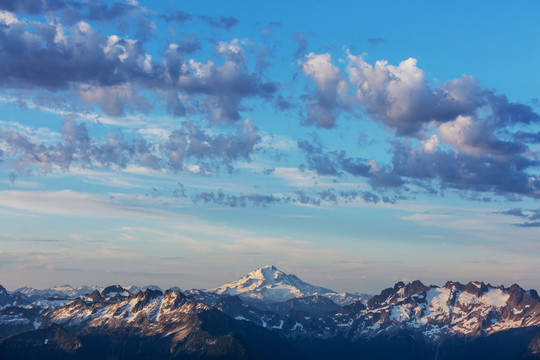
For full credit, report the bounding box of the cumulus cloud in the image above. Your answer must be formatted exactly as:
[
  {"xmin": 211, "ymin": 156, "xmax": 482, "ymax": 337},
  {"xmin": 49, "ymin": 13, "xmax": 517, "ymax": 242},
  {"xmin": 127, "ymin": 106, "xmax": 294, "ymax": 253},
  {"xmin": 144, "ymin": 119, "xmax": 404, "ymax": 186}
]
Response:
[
  {"xmin": 301, "ymin": 51, "xmax": 539, "ymax": 138},
  {"xmin": 301, "ymin": 52, "xmax": 480, "ymax": 133},
  {"xmin": 161, "ymin": 38, "xmax": 277, "ymax": 123},
  {"xmin": 1, "ymin": 6, "xmax": 539, "ymax": 206},
  {"xmin": 0, "ymin": 12, "xmax": 276, "ymax": 121},
  {"xmin": 298, "ymin": 51, "xmax": 540, "ymax": 199},
  {"xmin": 301, "ymin": 53, "xmax": 347, "ymax": 128},
  {"xmin": 0, "ymin": 15, "xmax": 152, "ymax": 95},
  {"xmin": 344, "ymin": 55, "xmax": 481, "ymax": 135},
  {"xmin": 421, "ymin": 134, "xmax": 440, "ymax": 153},
  {"xmin": 0, "ymin": 0, "xmax": 148, "ymax": 39},
  {"xmin": 439, "ymin": 115, "xmax": 526, "ymax": 156}
]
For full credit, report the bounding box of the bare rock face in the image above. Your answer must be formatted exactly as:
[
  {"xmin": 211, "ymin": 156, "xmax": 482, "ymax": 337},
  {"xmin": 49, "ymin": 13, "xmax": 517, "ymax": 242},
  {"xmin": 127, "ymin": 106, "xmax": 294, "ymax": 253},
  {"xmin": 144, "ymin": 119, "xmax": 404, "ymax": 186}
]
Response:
[
  {"xmin": 1, "ymin": 271, "xmax": 540, "ymax": 359},
  {"xmin": 100, "ymin": 285, "xmax": 131, "ymax": 299},
  {"xmin": 0, "ymin": 285, "xmax": 29, "ymax": 307}
]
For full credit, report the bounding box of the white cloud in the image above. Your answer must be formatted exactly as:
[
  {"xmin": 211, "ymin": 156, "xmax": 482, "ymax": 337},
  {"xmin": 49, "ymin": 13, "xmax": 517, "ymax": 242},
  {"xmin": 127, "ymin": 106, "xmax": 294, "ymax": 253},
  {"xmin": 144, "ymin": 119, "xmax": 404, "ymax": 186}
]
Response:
[
  {"xmin": 302, "ymin": 53, "xmax": 343, "ymax": 93},
  {"xmin": 0, "ymin": 10, "xmax": 19, "ymax": 26},
  {"xmin": 422, "ymin": 134, "xmax": 441, "ymax": 153}
]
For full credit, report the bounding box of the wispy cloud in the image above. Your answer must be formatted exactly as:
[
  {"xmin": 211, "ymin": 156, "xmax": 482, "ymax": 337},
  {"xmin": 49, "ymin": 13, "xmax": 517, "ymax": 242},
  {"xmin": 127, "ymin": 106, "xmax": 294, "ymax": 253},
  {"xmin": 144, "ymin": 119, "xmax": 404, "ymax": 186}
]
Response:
[{"xmin": 0, "ymin": 190, "xmax": 180, "ymax": 219}]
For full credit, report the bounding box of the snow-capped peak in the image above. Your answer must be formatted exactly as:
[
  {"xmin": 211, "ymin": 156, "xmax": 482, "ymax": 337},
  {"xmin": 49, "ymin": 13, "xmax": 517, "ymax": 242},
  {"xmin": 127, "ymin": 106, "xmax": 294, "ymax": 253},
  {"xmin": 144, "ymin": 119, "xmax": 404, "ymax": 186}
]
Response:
[
  {"xmin": 208, "ymin": 265, "xmax": 359, "ymax": 304},
  {"xmin": 246, "ymin": 265, "xmax": 289, "ymax": 285}
]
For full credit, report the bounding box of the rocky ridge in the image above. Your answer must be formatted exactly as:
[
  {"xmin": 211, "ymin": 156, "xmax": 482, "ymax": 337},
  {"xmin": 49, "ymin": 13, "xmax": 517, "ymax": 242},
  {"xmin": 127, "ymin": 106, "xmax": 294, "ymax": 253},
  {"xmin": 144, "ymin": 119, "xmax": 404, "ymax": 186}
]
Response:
[{"xmin": 1, "ymin": 267, "xmax": 540, "ymax": 359}]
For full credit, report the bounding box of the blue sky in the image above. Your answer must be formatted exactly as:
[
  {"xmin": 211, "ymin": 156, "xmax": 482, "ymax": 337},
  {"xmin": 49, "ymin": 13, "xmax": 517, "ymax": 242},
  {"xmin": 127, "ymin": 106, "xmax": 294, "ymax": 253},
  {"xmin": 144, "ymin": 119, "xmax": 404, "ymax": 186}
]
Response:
[{"xmin": 0, "ymin": 0, "xmax": 539, "ymax": 294}]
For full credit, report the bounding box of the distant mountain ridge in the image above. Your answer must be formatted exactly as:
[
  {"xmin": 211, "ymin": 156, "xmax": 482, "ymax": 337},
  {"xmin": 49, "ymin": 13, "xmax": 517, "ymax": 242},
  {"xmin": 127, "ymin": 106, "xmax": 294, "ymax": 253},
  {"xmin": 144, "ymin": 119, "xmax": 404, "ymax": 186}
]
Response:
[
  {"xmin": 1, "ymin": 266, "xmax": 540, "ymax": 359},
  {"xmin": 13, "ymin": 284, "xmax": 171, "ymax": 300}
]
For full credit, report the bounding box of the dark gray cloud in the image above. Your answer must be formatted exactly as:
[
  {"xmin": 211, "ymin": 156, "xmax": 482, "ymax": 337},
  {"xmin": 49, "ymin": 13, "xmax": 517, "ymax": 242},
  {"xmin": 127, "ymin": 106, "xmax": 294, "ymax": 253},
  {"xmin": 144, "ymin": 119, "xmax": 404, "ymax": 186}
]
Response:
[
  {"xmin": 318, "ymin": 189, "xmax": 337, "ymax": 203},
  {"xmin": 0, "ymin": 119, "xmax": 260, "ymax": 174},
  {"xmin": 0, "ymin": 0, "xmax": 135, "ymax": 19},
  {"xmin": 198, "ymin": 15, "xmax": 238, "ymax": 30},
  {"xmin": 161, "ymin": 10, "xmax": 192, "ymax": 23},
  {"xmin": 298, "ymin": 139, "xmax": 370, "ymax": 177},
  {"xmin": 85, "ymin": 1, "xmax": 136, "ymax": 22},
  {"xmin": 298, "ymin": 137, "xmax": 539, "ymax": 198},
  {"xmin": 162, "ymin": 119, "xmax": 260, "ymax": 174},
  {"xmin": 298, "ymin": 139, "xmax": 340, "ymax": 176},
  {"xmin": 515, "ymin": 221, "xmax": 540, "ymax": 228},
  {"xmin": 372, "ymin": 141, "xmax": 539, "ymax": 197},
  {"xmin": 189, "ymin": 187, "xmax": 394, "ymax": 208},
  {"xmin": 368, "ymin": 37, "xmax": 386, "ymax": 45},
  {"xmin": 295, "ymin": 190, "xmax": 320, "ymax": 206},
  {"xmin": 192, "ymin": 189, "xmax": 281, "ymax": 207},
  {"xmin": 0, "ymin": 0, "xmax": 142, "ymax": 29},
  {"xmin": 513, "ymin": 130, "xmax": 540, "ymax": 144},
  {"xmin": 530, "ymin": 209, "xmax": 540, "ymax": 221},
  {"xmin": 162, "ymin": 11, "xmax": 238, "ymax": 30},
  {"xmin": 176, "ymin": 34, "xmax": 202, "ymax": 54},
  {"xmin": 318, "ymin": 188, "xmax": 396, "ymax": 205},
  {"xmin": 497, "ymin": 208, "xmax": 526, "ymax": 217},
  {"xmin": 495, "ymin": 207, "xmax": 540, "ymax": 227},
  {"xmin": 294, "ymin": 32, "xmax": 308, "ymax": 59},
  {"xmin": 0, "ymin": 16, "xmax": 152, "ymax": 91},
  {"xmin": 0, "ymin": 0, "xmax": 70, "ymax": 14},
  {"xmin": 275, "ymin": 95, "xmax": 294, "ymax": 110}
]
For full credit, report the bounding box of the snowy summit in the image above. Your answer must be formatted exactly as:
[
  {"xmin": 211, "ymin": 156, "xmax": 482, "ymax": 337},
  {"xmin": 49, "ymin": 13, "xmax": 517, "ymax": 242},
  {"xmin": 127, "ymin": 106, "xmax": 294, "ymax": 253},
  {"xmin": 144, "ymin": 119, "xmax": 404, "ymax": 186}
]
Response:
[{"xmin": 208, "ymin": 265, "xmax": 360, "ymax": 305}]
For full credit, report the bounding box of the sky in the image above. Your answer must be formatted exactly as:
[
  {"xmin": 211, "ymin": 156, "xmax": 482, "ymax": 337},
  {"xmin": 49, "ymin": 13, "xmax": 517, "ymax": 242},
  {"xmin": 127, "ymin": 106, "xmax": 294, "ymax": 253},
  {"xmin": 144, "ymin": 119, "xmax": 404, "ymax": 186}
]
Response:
[{"xmin": 0, "ymin": 0, "xmax": 539, "ymax": 295}]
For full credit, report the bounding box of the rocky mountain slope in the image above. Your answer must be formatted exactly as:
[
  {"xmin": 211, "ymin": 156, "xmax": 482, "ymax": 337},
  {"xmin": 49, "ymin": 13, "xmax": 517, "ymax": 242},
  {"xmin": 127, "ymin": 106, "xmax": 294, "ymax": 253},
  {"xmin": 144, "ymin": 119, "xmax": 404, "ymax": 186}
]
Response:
[
  {"xmin": 0, "ymin": 288, "xmax": 301, "ymax": 359},
  {"xmin": 1, "ymin": 266, "xmax": 540, "ymax": 359}
]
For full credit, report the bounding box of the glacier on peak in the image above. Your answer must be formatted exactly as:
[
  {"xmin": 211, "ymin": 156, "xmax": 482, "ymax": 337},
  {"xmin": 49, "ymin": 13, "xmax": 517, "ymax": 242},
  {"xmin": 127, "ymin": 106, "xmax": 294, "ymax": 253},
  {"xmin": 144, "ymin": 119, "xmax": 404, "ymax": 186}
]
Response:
[{"xmin": 207, "ymin": 265, "xmax": 365, "ymax": 305}]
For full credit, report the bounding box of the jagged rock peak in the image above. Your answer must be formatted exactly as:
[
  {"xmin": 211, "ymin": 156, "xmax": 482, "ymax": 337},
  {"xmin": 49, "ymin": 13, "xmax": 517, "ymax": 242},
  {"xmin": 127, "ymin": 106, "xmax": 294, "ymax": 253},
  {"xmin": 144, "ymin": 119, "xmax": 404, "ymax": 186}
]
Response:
[
  {"xmin": 135, "ymin": 288, "xmax": 163, "ymax": 300},
  {"xmin": 86, "ymin": 289, "xmax": 104, "ymax": 302},
  {"xmin": 101, "ymin": 285, "xmax": 131, "ymax": 298}
]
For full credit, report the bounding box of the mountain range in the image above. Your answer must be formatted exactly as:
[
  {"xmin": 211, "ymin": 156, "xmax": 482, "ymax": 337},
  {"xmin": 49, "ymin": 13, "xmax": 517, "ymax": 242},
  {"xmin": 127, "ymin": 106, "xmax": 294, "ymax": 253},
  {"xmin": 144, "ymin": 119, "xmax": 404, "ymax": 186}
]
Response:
[{"xmin": 1, "ymin": 265, "xmax": 540, "ymax": 359}]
